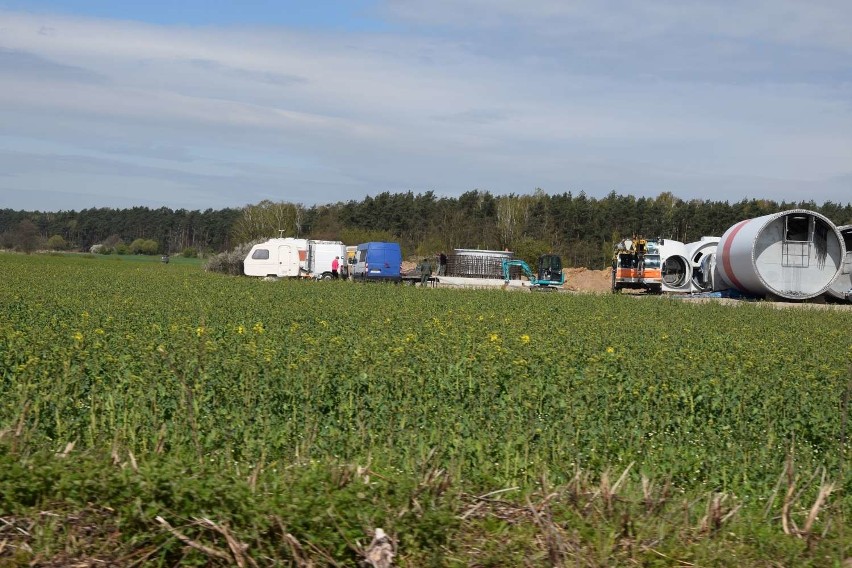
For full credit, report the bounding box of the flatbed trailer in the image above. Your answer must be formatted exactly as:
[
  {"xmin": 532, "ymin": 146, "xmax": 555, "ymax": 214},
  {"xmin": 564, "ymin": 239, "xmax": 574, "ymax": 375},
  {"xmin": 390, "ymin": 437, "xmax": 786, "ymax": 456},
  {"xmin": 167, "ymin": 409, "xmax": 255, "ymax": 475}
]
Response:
[{"xmin": 400, "ymin": 273, "xmax": 440, "ymax": 287}]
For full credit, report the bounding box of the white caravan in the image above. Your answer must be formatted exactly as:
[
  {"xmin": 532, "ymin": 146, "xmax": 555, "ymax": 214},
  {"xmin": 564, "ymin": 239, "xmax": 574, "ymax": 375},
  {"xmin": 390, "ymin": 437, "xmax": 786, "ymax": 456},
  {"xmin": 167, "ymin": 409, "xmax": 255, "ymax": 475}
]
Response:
[{"xmin": 243, "ymin": 238, "xmax": 347, "ymax": 279}]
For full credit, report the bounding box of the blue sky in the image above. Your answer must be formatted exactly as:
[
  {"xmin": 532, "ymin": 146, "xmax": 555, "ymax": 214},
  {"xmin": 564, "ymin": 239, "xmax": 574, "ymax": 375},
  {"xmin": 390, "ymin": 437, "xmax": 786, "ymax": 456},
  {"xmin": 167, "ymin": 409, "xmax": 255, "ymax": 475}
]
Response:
[
  {"xmin": 1, "ymin": 0, "xmax": 851, "ymax": 212},
  {"xmin": 0, "ymin": 0, "xmax": 387, "ymax": 29}
]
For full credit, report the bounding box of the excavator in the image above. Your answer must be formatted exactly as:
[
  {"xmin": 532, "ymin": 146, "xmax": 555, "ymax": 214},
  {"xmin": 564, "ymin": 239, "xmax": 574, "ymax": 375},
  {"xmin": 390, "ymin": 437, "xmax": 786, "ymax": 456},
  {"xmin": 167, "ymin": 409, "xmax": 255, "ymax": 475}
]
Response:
[
  {"xmin": 611, "ymin": 236, "xmax": 662, "ymax": 293},
  {"xmin": 501, "ymin": 254, "xmax": 565, "ymax": 289}
]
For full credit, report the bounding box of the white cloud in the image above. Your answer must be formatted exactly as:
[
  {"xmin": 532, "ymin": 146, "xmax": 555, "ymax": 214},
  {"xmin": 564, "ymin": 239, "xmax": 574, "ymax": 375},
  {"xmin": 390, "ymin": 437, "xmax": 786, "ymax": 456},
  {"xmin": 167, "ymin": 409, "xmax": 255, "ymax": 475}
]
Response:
[{"xmin": 0, "ymin": 2, "xmax": 850, "ymax": 211}]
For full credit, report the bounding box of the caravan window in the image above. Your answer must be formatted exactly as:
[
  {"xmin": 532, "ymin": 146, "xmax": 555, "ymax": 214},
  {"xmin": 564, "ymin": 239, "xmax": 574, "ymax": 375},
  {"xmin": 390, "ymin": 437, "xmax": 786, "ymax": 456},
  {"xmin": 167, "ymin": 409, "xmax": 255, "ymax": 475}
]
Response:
[{"xmin": 252, "ymin": 249, "xmax": 270, "ymax": 260}]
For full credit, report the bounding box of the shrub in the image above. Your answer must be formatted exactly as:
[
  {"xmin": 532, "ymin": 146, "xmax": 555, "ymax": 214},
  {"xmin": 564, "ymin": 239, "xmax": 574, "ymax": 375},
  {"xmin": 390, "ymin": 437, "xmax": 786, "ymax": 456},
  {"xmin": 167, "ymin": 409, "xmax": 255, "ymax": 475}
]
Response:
[
  {"xmin": 129, "ymin": 239, "xmax": 158, "ymax": 255},
  {"xmin": 46, "ymin": 235, "xmax": 68, "ymax": 251},
  {"xmin": 182, "ymin": 247, "xmax": 198, "ymax": 258},
  {"xmin": 204, "ymin": 241, "xmax": 259, "ymax": 275}
]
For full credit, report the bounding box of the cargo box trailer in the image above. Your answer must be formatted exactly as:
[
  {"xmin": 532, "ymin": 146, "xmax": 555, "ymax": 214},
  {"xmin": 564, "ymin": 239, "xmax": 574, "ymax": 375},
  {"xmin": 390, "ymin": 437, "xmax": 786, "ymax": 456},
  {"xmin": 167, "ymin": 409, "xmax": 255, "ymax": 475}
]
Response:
[{"xmin": 244, "ymin": 238, "xmax": 347, "ymax": 279}]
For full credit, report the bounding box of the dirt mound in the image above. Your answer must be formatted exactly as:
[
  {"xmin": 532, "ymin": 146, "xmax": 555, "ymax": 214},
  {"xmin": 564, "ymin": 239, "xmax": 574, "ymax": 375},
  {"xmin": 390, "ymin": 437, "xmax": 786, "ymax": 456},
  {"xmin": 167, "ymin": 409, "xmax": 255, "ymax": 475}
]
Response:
[{"xmin": 563, "ymin": 267, "xmax": 611, "ymax": 293}]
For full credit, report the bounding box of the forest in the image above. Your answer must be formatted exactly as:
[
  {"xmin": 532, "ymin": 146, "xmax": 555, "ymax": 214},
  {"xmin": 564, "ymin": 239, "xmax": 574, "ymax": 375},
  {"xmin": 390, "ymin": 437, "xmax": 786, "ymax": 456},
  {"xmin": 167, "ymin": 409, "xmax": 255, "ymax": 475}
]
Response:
[{"xmin": 2, "ymin": 190, "xmax": 851, "ymax": 268}]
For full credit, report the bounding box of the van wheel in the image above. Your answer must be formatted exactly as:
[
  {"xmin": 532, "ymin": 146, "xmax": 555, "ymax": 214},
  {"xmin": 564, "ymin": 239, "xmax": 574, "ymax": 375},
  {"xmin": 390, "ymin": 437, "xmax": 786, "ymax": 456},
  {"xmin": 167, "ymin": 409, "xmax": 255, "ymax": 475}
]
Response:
[{"xmin": 321, "ymin": 273, "xmax": 333, "ymax": 280}]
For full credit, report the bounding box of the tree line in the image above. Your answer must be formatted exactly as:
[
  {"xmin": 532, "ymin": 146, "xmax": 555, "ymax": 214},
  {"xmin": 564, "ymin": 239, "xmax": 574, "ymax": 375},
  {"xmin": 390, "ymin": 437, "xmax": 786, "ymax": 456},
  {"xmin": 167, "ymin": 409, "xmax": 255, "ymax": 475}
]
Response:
[
  {"xmin": 0, "ymin": 207, "xmax": 241, "ymax": 255},
  {"xmin": 2, "ymin": 191, "xmax": 850, "ymax": 268}
]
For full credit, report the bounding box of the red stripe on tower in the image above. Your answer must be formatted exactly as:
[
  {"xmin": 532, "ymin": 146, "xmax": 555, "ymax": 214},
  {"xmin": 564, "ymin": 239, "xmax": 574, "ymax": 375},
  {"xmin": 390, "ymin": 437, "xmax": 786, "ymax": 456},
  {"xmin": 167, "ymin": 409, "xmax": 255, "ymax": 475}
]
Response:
[{"xmin": 721, "ymin": 220, "xmax": 749, "ymax": 291}]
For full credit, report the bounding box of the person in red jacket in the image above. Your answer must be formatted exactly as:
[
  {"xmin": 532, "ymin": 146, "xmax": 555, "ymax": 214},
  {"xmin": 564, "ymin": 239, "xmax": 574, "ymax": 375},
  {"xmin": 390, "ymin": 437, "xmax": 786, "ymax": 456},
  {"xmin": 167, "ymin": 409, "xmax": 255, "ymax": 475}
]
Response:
[{"xmin": 331, "ymin": 256, "xmax": 340, "ymax": 279}]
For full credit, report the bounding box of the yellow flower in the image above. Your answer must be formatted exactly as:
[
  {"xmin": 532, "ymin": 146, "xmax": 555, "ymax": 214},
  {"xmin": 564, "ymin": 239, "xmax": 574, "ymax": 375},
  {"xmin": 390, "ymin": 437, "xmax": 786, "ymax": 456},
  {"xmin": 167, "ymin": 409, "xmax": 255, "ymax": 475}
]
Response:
[
  {"xmin": 196, "ymin": 326, "xmax": 205, "ymax": 337},
  {"xmin": 520, "ymin": 334, "xmax": 530, "ymax": 344},
  {"xmin": 252, "ymin": 322, "xmax": 264, "ymax": 334},
  {"xmin": 236, "ymin": 325, "xmax": 245, "ymax": 335},
  {"xmin": 489, "ymin": 333, "xmax": 499, "ymax": 342},
  {"xmin": 606, "ymin": 346, "xmax": 615, "ymax": 353},
  {"xmin": 72, "ymin": 331, "xmax": 83, "ymax": 342}
]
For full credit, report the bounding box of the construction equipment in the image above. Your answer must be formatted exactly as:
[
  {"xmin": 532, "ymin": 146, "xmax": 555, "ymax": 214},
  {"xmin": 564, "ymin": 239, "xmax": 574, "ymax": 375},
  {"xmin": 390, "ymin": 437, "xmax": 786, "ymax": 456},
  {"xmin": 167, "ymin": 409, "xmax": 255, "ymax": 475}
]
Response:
[
  {"xmin": 502, "ymin": 254, "xmax": 565, "ymax": 289},
  {"xmin": 611, "ymin": 237, "xmax": 662, "ymax": 293}
]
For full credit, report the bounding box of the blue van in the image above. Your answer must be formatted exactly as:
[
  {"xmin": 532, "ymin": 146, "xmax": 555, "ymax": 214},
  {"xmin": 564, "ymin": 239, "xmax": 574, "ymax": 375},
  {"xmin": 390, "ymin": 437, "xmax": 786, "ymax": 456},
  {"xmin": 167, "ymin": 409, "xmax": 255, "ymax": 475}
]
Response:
[{"xmin": 352, "ymin": 242, "xmax": 402, "ymax": 282}]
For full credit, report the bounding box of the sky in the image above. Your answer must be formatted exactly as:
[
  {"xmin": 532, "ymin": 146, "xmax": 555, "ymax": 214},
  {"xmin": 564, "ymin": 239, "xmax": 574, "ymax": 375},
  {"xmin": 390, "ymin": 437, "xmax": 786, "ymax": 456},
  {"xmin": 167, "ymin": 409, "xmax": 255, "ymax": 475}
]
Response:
[{"xmin": 1, "ymin": 1, "xmax": 851, "ymax": 212}]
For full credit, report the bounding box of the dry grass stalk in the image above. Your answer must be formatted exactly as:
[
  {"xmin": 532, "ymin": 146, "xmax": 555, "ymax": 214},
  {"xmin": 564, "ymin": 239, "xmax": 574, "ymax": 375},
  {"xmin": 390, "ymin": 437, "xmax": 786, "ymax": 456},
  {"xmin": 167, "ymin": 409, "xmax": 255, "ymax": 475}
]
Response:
[
  {"xmin": 282, "ymin": 532, "xmax": 313, "ymax": 568},
  {"xmin": 698, "ymin": 493, "xmax": 741, "ymax": 535},
  {"xmin": 645, "ymin": 547, "xmax": 697, "ymax": 567},
  {"xmin": 111, "ymin": 447, "xmax": 121, "ymax": 467},
  {"xmin": 763, "ymin": 468, "xmax": 786, "ymax": 519},
  {"xmin": 802, "ymin": 483, "xmax": 835, "ymax": 537},
  {"xmin": 781, "ymin": 451, "xmax": 797, "ymax": 536},
  {"xmin": 248, "ymin": 449, "xmax": 266, "ymax": 492},
  {"xmin": 273, "ymin": 516, "xmax": 340, "ymax": 567},
  {"xmin": 567, "ymin": 466, "xmax": 587, "ymax": 505},
  {"xmin": 526, "ymin": 493, "xmax": 566, "ymax": 567},
  {"xmin": 128, "ymin": 451, "xmax": 139, "ymax": 473},
  {"xmin": 11, "ymin": 402, "xmax": 30, "ymax": 452},
  {"xmin": 154, "ymin": 422, "xmax": 167, "ymax": 454},
  {"xmin": 590, "ymin": 462, "xmax": 633, "ymax": 514},
  {"xmin": 641, "ymin": 475, "xmax": 652, "ymax": 512},
  {"xmin": 56, "ymin": 440, "xmax": 76, "ymax": 458},
  {"xmin": 780, "ymin": 452, "xmax": 836, "ymax": 541},
  {"xmin": 155, "ymin": 516, "xmax": 256, "ymax": 567},
  {"xmin": 781, "ymin": 481, "xmax": 797, "ymax": 536},
  {"xmin": 198, "ymin": 517, "xmax": 257, "ymax": 568},
  {"xmin": 458, "ymin": 486, "xmax": 519, "ymax": 520},
  {"xmin": 155, "ymin": 516, "xmax": 232, "ymax": 563}
]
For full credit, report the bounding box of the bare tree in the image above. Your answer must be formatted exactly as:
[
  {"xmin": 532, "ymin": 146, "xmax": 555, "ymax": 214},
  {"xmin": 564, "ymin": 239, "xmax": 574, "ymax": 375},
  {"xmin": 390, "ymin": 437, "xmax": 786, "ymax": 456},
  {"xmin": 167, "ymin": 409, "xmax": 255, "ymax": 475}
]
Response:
[
  {"xmin": 496, "ymin": 195, "xmax": 531, "ymax": 249},
  {"xmin": 15, "ymin": 219, "xmax": 41, "ymax": 254},
  {"xmin": 231, "ymin": 201, "xmax": 305, "ymax": 243}
]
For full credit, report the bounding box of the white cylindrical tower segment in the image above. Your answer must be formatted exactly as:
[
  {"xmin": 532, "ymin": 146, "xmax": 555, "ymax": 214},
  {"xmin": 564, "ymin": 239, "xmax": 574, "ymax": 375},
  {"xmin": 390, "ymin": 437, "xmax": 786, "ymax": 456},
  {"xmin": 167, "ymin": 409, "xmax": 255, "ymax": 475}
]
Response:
[{"xmin": 716, "ymin": 210, "xmax": 845, "ymax": 300}]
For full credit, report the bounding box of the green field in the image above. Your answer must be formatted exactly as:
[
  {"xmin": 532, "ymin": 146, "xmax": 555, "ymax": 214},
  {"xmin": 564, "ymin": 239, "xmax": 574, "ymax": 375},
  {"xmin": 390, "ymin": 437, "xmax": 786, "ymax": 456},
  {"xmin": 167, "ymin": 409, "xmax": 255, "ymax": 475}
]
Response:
[{"xmin": 1, "ymin": 253, "xmax": 850, "ymax": 566}]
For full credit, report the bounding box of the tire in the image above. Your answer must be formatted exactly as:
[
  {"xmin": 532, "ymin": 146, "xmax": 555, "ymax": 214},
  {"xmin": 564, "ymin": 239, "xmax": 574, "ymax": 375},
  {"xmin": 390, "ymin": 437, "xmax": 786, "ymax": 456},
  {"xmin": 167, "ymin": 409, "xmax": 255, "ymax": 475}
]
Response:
[{"xmin": 321, "ymin": 273, "xmax": 333, "ymax": 281}]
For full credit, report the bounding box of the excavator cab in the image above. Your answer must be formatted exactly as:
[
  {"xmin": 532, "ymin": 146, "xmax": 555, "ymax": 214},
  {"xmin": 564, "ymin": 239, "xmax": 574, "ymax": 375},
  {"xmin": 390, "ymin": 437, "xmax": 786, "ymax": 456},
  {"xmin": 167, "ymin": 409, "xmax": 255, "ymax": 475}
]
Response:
[{"xmin": 537, "ymin": 254, "xmax": 564, "ymax": 285}]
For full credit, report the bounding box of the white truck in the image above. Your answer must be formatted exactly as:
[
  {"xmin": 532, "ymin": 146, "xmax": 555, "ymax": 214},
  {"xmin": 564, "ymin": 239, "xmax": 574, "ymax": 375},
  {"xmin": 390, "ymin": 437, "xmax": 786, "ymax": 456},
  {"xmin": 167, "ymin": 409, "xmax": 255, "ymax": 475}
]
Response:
[{"xmin": 243, "ymin": 238, "xmax": 347, "ymax": 279}]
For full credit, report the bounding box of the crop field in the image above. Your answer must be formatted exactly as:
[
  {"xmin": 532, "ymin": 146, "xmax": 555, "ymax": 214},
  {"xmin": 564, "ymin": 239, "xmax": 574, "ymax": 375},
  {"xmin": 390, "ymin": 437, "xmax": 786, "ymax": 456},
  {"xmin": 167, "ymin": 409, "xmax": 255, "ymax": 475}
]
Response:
[{"xmin": 1, "ymin": 252, "xmax": 850, "ymax": 566}]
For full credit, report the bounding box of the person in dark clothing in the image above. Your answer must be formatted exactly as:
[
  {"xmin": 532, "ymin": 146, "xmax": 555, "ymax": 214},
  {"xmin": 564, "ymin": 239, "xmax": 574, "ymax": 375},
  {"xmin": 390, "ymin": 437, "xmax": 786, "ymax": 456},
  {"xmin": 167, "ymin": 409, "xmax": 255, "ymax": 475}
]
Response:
[
  {"xmin": 419, "ymin": 258, "xmax": 433, "ymax": 287},
  {"xmin": 438, "ymin": 251, "xmax": 447, "ymax": 276}
]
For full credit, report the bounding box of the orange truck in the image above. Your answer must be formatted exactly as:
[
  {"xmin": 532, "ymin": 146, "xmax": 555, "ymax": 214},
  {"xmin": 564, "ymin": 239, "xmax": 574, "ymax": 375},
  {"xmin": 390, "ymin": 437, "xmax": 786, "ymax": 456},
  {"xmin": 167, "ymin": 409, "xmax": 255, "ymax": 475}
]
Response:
[{"xmin": 611, "ymin": 237, "xmax": 662, "ymax": 293}]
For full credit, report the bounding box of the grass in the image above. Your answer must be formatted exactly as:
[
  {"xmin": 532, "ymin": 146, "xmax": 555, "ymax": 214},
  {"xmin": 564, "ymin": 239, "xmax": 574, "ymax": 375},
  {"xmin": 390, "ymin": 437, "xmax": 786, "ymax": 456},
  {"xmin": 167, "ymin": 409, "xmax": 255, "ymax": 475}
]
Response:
[{"xmin": 0, "ymin": 252, "xmax": 850, "ymax": 566}]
